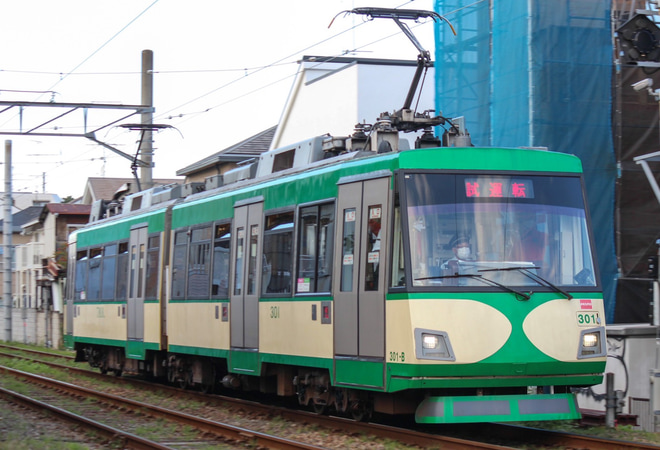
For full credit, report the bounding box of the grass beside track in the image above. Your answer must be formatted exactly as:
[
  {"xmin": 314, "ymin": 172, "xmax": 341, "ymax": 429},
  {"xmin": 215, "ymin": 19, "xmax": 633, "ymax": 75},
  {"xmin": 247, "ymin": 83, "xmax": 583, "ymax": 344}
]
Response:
[{"xmin": 3, "ymin": 341, "xmax": 660, "ymax": 448}]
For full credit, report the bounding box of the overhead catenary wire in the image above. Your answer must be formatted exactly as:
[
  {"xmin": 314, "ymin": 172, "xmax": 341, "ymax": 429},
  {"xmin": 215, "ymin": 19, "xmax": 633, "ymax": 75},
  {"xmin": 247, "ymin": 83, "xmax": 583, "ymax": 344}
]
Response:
[
  {"xmin": 5, "ymin": 0, "xmax": 456, "ymax": 195},
  {"xmin": 0, "ymin": 0, "xmax": 161, "ymax": 131},
  {"xmin": 13, "ymin": 148, "xmax": 118, "ymax": 194},
  {"xmin": 5, "ymin": 0, "xmax": 435, "ymax": 132},
  {"xmin": 7, "ymin": 1, "xmax": 442, "ymax": 191},
  {"xmin": 0, "ymin": 61, "xmax": 294, "ymax": 77},
  {"xmin": 157, "ymin": 12, "xmax": 438, "ymax": 129},
  {"xmin": 40, "ymin": 0, "xmax": 162, "ymax": 99},
  {"xmin": 154, "ymin": 23, "xmax": 363, "ymax": 121}
]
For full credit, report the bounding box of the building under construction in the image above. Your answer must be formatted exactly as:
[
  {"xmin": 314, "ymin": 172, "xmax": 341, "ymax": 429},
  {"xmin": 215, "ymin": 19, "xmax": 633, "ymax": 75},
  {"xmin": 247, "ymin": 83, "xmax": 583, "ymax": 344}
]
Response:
[
  {"xmin": 435, "ymin": 0, "xmax": 660, "ymax": 429},
  {"xmin": 436, "ymin": 0, "xmax": 660, "ymax": 324}
]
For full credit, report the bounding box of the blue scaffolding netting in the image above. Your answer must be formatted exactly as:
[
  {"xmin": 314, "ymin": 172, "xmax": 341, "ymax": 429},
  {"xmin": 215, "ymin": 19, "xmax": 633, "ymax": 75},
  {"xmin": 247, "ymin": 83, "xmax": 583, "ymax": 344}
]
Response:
[{"xmin": 434, "ymin": 0, "xmax": 618, "ymax": 320}]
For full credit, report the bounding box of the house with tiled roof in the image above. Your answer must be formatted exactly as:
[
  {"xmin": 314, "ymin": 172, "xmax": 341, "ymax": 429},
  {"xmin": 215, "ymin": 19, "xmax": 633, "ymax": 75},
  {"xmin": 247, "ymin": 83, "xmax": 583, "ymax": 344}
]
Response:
[
  {"xmin": 0, "ymin": 205, "xmax": 44, "ymax": 289},
  {"xmin": 176, "ymin": 126, "xmax": 276, "ymax": 184},
  {"xmin": 6, "ymin": 192, "xmax": 60, "ymax": 214},
  {"xmin": 18, "ymin": 203, "xmax": 91, "ymax": 312},
  {"xmin": 0, "ymin": 205, "xmax": 43, "ymax": 234},
  {"xmin": 0, "ymin": 202, "xmax": 90, "ymax": 347},
  {"xmin": 81, "ymin": 177, "xmax": 182, "ymax": 205}
]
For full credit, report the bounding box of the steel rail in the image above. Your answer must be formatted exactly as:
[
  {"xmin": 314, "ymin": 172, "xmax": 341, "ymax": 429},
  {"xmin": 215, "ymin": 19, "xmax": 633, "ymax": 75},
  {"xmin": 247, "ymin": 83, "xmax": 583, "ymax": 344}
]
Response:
[
  {"xmin": 3, "ymin": 348, "xmax": 656, "ymax": 449},
  {"xmin": 0, "ymin": 352, "xmax": 516, "ymax": 449},
  {"xmin": 0, "ymin": 385, "xmax": 172, "ymax": 450},
  {"xmin": 0, "ymin": 343, "xmax": 75, "ymax": 360},
  {"xmin": 480, "ymin": 423, "xmax": 660, "ymax": 450},
  {"xmin": 0, "ymin": 364, "xmax": 324, "ymax": 450}
]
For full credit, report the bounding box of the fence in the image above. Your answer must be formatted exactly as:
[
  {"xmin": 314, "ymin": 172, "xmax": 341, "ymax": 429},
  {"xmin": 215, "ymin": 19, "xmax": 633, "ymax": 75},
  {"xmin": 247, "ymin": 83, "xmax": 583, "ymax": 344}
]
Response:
[{"xmin": 0, "ymin": 307, "xmax": 62, "ymax": 349}]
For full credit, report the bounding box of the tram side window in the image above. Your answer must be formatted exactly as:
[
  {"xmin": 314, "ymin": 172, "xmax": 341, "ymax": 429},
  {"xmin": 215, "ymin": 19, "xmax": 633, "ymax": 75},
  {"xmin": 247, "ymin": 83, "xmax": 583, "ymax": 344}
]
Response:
[
  {"xmin": 390, "ymin": 202, "xmax": 406, "ymax": 288},
  {"xmin": 87, "ymin": 248, "xmax": 102, "ymax": 301},
  {"xmin": 340, "ymin": 209, "xmax": 356, "ymax": 292},
  {"xmin": 75, "ymin": 250, "xmax": 88, "ymax": 301},
  {"xmin": 247, "ymin": 224, "xmax": 259, "ymax": 295},
  {"xmin": 116, "ymin": 242, "xmax": 129, "ymax": 300},
  {"xmin": 145, "ymin": 235, "xmax": 160, "ymax": 300},
  {"xmin": 188, "ymin": 226, "xmax": 212, "ymax": 299},
  {"xmin": 129, "ymin": 244, "xmax": 138, "ymax": 298},
  {"xmin": 101, "ymin": 244, "xmax": 118, "ymax": 300},
  {"xmin": 262, "ymin": 211, "xmax": 294, "ymax": 295},
  {"xmin": 234, "ymin": 227, "xmax": 245, "ymax": 296},
  {"xmin": 296, "ymin": 203, "xmax": 334, "ymax": 294},
  {"xmin": 172, "ymin": 230, "xmax": 188, "ymax": 299},
  {"xmin": 365, "ymin": 205, "xmax": 382, "ymax": 291},
  {"xmin": 66, "ymin": 246, "xmax": 76, "ymax": 300},
  {"xmin": 212, "ymin": 223, "xmax": 231, "ymax": 298}
]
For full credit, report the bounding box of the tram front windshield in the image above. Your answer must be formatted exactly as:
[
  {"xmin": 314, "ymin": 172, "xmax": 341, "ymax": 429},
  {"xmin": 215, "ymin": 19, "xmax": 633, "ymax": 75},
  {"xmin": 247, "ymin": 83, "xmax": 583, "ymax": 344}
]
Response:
[{"xmin": 403, "ymin": 173, "xmax": 597, "ymax": 288}]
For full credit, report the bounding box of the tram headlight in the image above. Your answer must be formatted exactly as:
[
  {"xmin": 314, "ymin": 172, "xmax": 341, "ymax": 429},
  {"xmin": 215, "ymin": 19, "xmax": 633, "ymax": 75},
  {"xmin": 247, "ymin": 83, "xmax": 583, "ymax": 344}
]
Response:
[
  {"xmin": 422, "ymin": 334, "xmax": 439, "ymax": 349},
  {"xmin": 415, "ymin": 329, "xmax": 455, "ymax": 361},
  {"xmin": 577, "ymin": 327, "xmax": 606, "ymax": 359},
  {"xmin": 582, "ymin": 333, "xmax": 599, "ymax": 348}
]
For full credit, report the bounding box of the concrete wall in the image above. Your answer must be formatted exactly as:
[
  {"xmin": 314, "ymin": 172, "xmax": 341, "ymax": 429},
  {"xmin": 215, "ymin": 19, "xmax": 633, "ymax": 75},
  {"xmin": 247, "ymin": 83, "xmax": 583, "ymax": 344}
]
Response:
[{"xmin": 0, "ymin": 307, "xmax": 63, "ymax": 349}]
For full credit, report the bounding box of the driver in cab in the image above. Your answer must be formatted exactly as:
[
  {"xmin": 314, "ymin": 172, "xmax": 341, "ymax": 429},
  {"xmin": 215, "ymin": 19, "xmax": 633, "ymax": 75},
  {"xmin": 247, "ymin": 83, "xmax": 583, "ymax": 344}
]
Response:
[{"xmin": 442, "ymin": 234, "xmax": 473, "ymax": 283}]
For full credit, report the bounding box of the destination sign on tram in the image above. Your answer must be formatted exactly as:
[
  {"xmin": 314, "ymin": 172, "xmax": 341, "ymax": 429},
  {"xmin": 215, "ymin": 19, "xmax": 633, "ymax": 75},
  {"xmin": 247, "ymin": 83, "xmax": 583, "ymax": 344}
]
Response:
[{"xmin": 464, "ymin": 177, "xmax": 535, "ymax": 199}]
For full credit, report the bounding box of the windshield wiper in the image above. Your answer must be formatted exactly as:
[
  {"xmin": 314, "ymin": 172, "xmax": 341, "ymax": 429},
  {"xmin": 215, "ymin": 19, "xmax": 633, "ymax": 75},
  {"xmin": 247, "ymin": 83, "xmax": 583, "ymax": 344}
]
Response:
[
  {"xmin": 478, "ymin": 266, "xmax": 573, "ymax": 300},
  {"xmin": 415, "ymin": 274, "xmax": 532, "ymax": 301}
]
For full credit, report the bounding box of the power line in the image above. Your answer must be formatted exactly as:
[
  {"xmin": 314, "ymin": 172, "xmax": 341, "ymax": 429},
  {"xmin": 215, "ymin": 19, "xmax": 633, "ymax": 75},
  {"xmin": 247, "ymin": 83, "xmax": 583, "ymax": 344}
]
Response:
[
  {"xmin": 0, "ymin": 0, "xmax": 161, "ymax": 132},
  {"xmin": 8, "ymin": 1, "xmax": 441, "ymax": 194},
  {"xmin": 36, "ymin": 0, "xmax": 161, "ymax": 101},
  {"xmin": 155, "ymin": 19, "xmax": 363, "ymax": 121},
  {"xmin": 0, "ymin": 61, "xmax": 294, "ymax": 77},
  {"xmin": 159, "ymin": 15, "xmax": 436, "ymax": 129},
  {"xmin": 155, "ymin": 0, "xmax": 444, "ymax": 127}
]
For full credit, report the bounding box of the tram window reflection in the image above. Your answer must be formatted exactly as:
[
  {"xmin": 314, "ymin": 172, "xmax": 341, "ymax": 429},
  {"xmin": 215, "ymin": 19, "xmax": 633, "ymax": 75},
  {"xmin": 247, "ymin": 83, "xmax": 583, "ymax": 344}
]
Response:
[
  {"xmin": 365, "ymin": 205, "xmax": 382, "ymax": 291},
  {"xmin": 296, "ymin": 202, "xmax": 335, "ymax": 294},
  {"xmin": 404, "ymin": 173, "xmax": 596, "ymax": 288},
  {"xmin": 262, "ymin": 212, "xmax": 294, "ymax": 295}
]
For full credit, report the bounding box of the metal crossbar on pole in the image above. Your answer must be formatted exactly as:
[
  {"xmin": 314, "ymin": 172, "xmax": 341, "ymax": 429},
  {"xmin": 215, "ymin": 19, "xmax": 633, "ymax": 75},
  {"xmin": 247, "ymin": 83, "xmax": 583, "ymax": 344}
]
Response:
[{"xmin": 0, "ymin": 100, "xmax": 154, "ymax": 167}]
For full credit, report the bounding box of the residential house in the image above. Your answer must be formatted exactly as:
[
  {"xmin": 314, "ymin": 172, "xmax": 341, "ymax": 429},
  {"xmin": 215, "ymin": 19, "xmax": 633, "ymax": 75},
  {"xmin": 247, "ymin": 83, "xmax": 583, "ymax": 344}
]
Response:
[
  {"xmin": 0, "ymin": 206, "xmax": 43, "ymax": 303},
  {"xmin": 176, "ymin": 126, "xmax": 276, "ymax": 184},
  {"xmin": 10, "ymin": 192, "xmax": 60, "ymax": 214},
  {"xmin": 19, "ymin": 203, "xmax": 91, "ymax": 312},
  {"xmin": 81, "ymin": 177, "xmax": 183, "ymax": 206}
]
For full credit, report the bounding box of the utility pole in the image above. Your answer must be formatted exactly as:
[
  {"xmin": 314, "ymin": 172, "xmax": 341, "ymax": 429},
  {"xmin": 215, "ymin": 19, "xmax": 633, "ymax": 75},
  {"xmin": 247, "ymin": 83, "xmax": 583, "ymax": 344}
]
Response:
[
  {"xmin": 140, "ymin": 49, "xmax": 154, "ymax": 191},
  {"xmin": 3, "ymin": 140, "xmax": 12, "ymax": 342}
]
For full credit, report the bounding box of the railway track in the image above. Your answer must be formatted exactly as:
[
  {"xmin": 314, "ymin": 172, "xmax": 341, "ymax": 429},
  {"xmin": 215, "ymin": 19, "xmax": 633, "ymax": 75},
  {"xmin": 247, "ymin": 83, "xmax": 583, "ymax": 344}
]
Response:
[
  {"xmin": 1, "ymin": 343, "xmax": 658, "ymax": 449},
  {"xmin": 476, "ymin": 423, "xmax": 660, "ymax": 450},
  {"xmin": 0, "ymin": 346, "xmax": 510, "ymax": 449},
  {"xmin": 0, "ymin": 343, "xmax": 75, "ymax": 361},
  {"xmin": 0, "ymin": 364, "xmax": 326, "ymax": 449}
]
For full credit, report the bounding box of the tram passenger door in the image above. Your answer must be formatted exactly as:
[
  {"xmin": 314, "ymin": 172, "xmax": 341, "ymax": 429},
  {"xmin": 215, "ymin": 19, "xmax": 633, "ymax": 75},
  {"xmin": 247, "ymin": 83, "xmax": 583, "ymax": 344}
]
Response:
[
  {"xmin": 230, "ymin": 201, "xmax": 263, "ymax": 350},
  {"xmin": 127, "ymin": 225, "xmax": 148, "ymax": 346},
  {"xmin": 334, "ymin": 177, "xmax": 390, "ymax": 388}
]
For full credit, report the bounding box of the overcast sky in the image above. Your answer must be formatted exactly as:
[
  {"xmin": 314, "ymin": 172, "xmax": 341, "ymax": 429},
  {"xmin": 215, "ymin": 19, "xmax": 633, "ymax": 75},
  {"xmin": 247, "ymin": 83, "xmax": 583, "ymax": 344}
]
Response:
[{"xmin": 0, "ymin": 0, "xmax": 439, "ymax": 199}]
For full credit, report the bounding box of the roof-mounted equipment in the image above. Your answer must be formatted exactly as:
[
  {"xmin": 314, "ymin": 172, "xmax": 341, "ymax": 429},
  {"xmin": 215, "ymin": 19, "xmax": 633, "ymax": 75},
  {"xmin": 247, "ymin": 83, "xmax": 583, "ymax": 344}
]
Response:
[{"xmin": 331, "ymin": 7, "xmax": 456, "ymax": 133}]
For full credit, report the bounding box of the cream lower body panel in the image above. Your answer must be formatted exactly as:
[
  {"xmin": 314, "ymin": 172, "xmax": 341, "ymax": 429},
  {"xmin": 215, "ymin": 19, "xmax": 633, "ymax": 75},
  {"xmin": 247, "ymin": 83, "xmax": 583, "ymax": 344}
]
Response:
[
  {"xmin": 74, "ymin": 303, "xmax": 127, "ymax": 342},
  {"xmin": 167, "ymin": 302, "xmax": 229, "ymax": 350},
  {"xmin": 259, "ymin": 301, "xmax": 333, "ymax": 358},
  {"xmin": 386, "ymin": 299, "xmax": 512, "ymax": 365}
]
